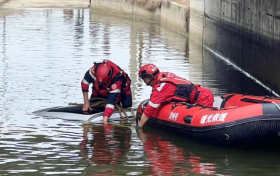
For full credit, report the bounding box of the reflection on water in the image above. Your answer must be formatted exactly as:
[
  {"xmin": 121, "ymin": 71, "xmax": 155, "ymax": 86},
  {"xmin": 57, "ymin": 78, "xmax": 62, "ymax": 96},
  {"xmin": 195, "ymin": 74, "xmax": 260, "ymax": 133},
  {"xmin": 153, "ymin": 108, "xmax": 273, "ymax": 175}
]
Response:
[
  {"xmin": 79, "ymin": 124, "xmax": 138, "ymax": 174},
  {"xmin": 138, "ymin": 128, "xmax": 280, "ymax": 176},
  {"xmin": 137, "ymin": 128, "xmax": 227, "ymax": 176},
  {"xmin": 0, "ymin": 7, "xmax": 280, "ymax": 175},
  {"xmin": 80, "ymin": 124, "xmax": 132, "ymax": 166}
]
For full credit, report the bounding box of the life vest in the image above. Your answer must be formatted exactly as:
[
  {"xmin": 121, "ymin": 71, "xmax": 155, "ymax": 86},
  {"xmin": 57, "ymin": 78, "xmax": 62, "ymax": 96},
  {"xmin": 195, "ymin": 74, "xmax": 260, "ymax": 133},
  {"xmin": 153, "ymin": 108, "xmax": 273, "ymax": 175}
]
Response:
[
  {"xmin": 92, "ymin": 60, "xmax": 129, "ymax": 97},
  {"xmin": 154, "ymin": 72, "xmax": 195, "ymax": 102}
]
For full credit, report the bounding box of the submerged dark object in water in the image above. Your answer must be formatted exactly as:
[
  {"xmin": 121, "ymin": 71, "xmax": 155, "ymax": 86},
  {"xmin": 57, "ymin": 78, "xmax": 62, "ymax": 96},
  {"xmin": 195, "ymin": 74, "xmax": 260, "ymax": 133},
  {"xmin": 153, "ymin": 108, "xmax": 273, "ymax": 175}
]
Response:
[
  {"xmin": 48, "ymin": 105, "xmax": 105, "ymax": 115},
  {"xmin": 34, "ymin": 105, "xmax": 135, "ymax": 123}
]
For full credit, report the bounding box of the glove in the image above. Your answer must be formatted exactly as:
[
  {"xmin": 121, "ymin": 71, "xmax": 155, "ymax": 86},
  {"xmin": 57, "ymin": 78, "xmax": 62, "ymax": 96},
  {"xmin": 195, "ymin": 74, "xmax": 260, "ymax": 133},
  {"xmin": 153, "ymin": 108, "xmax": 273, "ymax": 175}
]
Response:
[{"xmin": 135, "ymin": 125, "xmax": 142, "ymax": 130}]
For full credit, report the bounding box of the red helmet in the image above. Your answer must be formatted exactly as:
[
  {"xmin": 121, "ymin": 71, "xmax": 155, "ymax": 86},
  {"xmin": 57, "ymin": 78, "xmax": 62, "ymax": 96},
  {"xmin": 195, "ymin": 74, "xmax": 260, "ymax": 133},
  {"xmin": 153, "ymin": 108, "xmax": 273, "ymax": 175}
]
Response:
[
  {"xmin": 96, "ymin": 63, "xmax": 113, "ymax": 84},
  {"xmin": 138, "ymin": 63, "xmax": 160, "ymax": 80}
]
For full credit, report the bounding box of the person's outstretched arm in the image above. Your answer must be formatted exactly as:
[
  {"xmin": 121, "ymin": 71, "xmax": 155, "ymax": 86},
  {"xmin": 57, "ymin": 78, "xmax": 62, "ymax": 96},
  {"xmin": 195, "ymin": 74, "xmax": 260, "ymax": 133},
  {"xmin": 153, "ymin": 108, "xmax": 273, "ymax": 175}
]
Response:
[
  {"xmin": 138, "ymin": 82, "xmax": 176, "ymax": 128},
  {"xmin": 103, "ymin": 77, "xmax": 123, "ymax": 123},
  {"xmin": 81, "ymin": 67, "xmax": 96, "ymax": 112}
]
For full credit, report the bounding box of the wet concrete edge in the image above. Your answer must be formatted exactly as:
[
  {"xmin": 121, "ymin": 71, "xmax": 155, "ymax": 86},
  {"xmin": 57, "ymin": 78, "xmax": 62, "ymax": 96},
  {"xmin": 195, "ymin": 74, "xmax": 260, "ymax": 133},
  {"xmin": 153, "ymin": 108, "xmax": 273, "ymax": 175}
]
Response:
[{"xmin": 89, "ymin": 0, "xmax": 190, "ymax": 35}]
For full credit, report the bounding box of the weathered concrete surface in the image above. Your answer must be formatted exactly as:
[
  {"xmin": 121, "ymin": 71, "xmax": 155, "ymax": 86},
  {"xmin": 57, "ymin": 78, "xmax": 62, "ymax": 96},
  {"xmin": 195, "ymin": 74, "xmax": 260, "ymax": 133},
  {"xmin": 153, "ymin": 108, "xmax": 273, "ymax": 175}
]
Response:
[
  {"xmin": 189, "ymin": 0, "xmax": 204, "ymax": 44},
  {"xmin": 0, "ymin": 0, "xmax": 89, "ymax": 8},
  {"xmin": 90, "ymin": 0, "xmax": 161, "ymax": 22},
  {"xmin": 90, "ymin": 0, "xmax": 190, "ymax": 34},
  {"xmin": 190, "ymin": 0, "xmax": 280, "ymax": 93},
  {"xmin": 1, "ymin": 0, "xmax": 190, "ymax": 45},
  {"xmin": 190, "ymin": 0, "xmax": 280, "ymax": 46},
  {"xmin": 161, "ymin": 1, "xmax": 190, "ymax": 34}
]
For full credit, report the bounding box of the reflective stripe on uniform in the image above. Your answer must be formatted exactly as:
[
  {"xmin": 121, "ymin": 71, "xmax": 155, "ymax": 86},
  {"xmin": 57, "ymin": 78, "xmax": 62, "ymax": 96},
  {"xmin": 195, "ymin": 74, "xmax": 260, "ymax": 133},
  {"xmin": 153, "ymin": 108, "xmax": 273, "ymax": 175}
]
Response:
[
  {"xmin": 106, "ymin": 104, "xmax": 115, "ymax": 109},
  {"xmin": 110, "ymin": 89, "xmax": 121, "ymax": 93},
  {"xmin": 89, "ymin": 68, "xmax": 96, "ymax": 80},
  {"xmin": 148, "ymin": 101, "xmax": 160, "ymax": 108},
  {"xmin": 82, "ymin": 78, "xmax": 89, "ymax": 85}
]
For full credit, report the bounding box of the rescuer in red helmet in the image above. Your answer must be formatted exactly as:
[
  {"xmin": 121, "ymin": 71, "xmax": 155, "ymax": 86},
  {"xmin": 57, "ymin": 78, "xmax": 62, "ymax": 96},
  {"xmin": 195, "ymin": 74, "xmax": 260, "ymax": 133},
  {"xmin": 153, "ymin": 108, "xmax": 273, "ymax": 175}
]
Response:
[
  {"xmin": 137, "ymin": 63, "xmax": 214, "ymax": 128},
  {"xmin": 81, "ymin": 60, "xmax": 132, "ymax": 122}
]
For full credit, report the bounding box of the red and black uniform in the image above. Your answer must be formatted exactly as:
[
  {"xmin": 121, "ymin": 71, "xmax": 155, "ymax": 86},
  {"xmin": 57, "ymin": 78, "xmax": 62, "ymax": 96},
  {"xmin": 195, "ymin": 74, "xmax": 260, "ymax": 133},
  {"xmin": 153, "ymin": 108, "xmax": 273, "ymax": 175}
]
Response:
[
  {"xmin": 81, "ymin": 60, "xmax": 132, "ymax": 117},
  {"xmin": 144, "ymin": 72, "xmax": 214, "ymax": 117}
]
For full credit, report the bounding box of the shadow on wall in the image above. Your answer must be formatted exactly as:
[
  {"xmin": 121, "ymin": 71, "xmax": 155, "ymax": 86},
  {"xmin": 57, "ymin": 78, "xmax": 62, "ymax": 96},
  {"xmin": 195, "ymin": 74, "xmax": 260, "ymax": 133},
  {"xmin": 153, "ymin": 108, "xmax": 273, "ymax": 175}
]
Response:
[
  {"xmin": 190, "ymin": 0, "xmax": 280, "ymax": 95},
  {"xmin": 204, "ymin": 17, "xmax": 280, "ymax": 95}
]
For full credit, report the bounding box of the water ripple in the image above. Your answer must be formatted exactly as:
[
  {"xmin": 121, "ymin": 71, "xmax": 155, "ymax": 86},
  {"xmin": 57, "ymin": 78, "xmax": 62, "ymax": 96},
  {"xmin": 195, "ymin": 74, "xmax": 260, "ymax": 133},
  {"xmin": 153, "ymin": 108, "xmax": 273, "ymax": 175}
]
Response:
[{"xmin": 0, "ymin": 7, "xmax": 278, "ymax": 176}]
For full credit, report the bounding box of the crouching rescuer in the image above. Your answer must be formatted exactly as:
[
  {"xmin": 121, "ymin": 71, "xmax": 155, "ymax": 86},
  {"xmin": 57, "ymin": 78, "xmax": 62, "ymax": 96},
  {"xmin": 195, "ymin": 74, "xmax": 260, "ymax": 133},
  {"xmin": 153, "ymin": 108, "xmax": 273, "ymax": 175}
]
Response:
[
  {"xmin": 81, "ymin": 60, "xmax": 132, "ymax": 123},
  {"xmin": 137, "ymin": 63, "xmax": 214, "ymax": 129}
]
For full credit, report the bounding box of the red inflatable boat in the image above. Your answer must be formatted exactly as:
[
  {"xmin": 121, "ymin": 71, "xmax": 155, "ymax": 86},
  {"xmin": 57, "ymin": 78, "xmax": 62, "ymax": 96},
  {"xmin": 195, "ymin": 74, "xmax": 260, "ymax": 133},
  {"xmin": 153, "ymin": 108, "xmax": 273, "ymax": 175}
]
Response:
[{"xmin": 136, "ymin": 93, "xmax": 280, "ymax": 145}]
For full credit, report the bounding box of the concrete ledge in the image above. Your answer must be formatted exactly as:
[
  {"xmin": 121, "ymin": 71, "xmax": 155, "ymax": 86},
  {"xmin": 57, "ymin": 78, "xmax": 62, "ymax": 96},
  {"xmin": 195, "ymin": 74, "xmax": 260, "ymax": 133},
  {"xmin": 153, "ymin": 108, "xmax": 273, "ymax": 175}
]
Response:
[
  {"xmin": 161, "ymin": 1, "xmax": 190, "ymax": 34},
  {"xmin": 90, "ymin": 0, "xmax": 161, "ymax": 22},
  {"xmin": 0, "ymin": 0, "xmax": 89, "ymax": 8},
  {"xmin": 90, "ymin": 0, "xmax": 189, "ymax": 33}
]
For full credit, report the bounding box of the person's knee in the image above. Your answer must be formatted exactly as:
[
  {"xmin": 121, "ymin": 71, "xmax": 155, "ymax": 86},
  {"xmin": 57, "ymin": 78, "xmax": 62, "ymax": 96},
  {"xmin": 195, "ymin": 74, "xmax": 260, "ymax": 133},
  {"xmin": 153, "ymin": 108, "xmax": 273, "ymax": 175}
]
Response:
[
  {"xmin": 121, "ymin": 94, "xmax": 132, "ymax": 108},
  {"xmin": 122, "ymin": 100, "xmax": 132, "ymax": 108},
  {"xmin": 197, "ymin": 93, "xmax": 214, "ymax": 107}
]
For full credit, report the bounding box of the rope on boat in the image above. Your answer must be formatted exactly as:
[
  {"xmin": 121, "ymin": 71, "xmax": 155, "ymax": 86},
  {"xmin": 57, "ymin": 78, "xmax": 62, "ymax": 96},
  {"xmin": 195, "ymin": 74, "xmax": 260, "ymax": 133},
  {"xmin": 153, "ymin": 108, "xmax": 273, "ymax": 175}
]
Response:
[
  {"xmin": 272, "ymin": 102, "xmax": 280, "ymax": 111},
  {"xmin": 69, "ymin": 97, "xmax": 136, "ymax": 120}
]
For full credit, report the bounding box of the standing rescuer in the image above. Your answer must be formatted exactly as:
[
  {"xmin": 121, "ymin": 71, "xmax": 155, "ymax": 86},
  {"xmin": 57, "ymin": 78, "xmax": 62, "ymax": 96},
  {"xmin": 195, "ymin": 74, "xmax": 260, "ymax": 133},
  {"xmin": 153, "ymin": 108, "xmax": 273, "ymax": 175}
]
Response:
[
  {"xmin": 137, "ymin": 63, "xmax": 214, "ymax": 128},
  {"xmin": 81, "ymin": 60, "xmax": 132, "ymax": 123}
]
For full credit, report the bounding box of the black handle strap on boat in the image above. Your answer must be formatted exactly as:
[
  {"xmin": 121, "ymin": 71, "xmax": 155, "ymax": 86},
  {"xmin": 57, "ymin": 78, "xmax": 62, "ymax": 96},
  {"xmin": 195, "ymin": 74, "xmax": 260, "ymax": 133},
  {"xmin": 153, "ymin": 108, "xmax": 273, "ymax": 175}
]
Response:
[
  {"xmin": 240, "ymin": 98, "xmax": 272, "ymax": 104},
  {"xmin": 272, "ymin": 102, "xmax": 280, "ymax": 111},
  {"xmin": 241, "ymin": 98, "xmax": 280, "ymax": 111},
  {"xmin": 265, "ymin": 95, "xmax": 280, "ymax": 100}
]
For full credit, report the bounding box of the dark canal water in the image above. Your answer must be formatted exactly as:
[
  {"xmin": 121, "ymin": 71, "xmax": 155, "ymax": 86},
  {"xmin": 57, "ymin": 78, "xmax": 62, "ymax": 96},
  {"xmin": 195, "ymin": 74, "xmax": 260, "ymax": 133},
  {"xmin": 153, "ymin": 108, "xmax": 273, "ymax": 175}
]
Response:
[{"xmin": 0, "ymin": 8, "xmax": 279, "ymax": 175}]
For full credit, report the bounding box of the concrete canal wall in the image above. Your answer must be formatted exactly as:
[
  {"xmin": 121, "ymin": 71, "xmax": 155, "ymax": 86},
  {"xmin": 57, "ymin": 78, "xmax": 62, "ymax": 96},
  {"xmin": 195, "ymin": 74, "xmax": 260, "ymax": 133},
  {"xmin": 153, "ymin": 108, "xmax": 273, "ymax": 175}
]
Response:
[
  {"xmin": 1, "ymin": 0, "xmax": 280, "ymax": 94},
  {"xmin": 190, "ymin": 0, "xmax": 280, "ymax": 44},
  {"xmin": 190, "ymin": 0, "xmax": 280, "ymax": 94},
  {"xmin": 90, "ymin": 0, "xmax": 190, "ymax": 34},
  {"xmin": 91, "ymin": 0, "xmax": 280, "ymax": 94}
]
